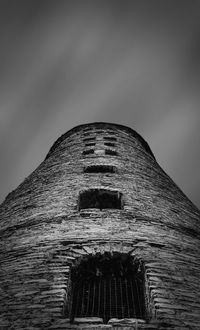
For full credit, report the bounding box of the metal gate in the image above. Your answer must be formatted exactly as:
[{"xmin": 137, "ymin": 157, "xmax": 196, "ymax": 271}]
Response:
[{"xmin": 70, "ymin": 275, "xmax": 145, "ymax": 323}]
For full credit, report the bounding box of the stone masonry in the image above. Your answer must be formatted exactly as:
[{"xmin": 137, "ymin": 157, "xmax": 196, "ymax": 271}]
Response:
[{"xmin": 0, "ymin": 122, "xmax": 200, "ymax": 330}]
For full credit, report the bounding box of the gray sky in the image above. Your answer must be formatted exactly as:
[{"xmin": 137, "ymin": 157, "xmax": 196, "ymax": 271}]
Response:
[{"xmin": 0, "ymin": 0, "xmax": 200, "ymax": 208}]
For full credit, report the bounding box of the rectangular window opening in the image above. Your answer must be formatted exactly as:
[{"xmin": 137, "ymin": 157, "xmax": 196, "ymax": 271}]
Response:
[
  {"xmin": 68, "ymin": 253, "xmax": 146, "ymax": 324},
  {"xmin": 83, "ymin": 137, "xmax": 96, "ymax": 142},
  {"xmin": 79, "ymin": 189, "xmax": 122, "ymax": 210},
  {"xmin": 103, "ymin": 137, "xmax": 117, "ymax": 141},
  {"xmin": 105, "ymin": 149, "xmax": 118, "ymax": 156},
  {"xmin": 85, "ymin": 143, "xmax": 96, "ymax": 147},
  {"xmin": 84, "ymin": 165, "xmax": 115, "ymax": 174},
  {"xmin": 104, "ymin": 142, "xmax": 116, "ymax": 147},
  {"xmin": 82, "ymin": 149, "xmax": 94, "ymax": 155}
]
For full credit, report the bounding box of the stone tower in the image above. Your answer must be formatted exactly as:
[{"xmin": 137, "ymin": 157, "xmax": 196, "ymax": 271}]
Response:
[{"xmin": 0, "ymin": 122, "xmax": 200, "ymax": 330}]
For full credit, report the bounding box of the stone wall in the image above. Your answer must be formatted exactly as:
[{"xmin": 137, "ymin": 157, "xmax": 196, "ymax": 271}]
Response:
[{"xmin": 0, "ymin": 122, "xmax": 200, "ymax": 329}]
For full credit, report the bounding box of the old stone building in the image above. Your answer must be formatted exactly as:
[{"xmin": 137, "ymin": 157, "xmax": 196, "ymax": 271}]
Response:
[{"xmin": 0, "ymin": 122, "xmax": 200, "ymax": 330}]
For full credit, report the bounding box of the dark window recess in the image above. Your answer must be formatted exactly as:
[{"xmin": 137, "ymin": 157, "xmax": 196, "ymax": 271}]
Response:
[
  {"xmin": 104, "ymin": 142, "xmax": 115, "ymax": 147},
  {"xmin": 105, "ymin": 149, "xmax": 118, "ymax": 156},
  {"xmin": 84, "ymin": 165, "xmax": 115, "ymax": 173},
  {"xmin": 69, "ymin": 253, "xmax": 146, "ymax": 323},
  {"xmin": 103, "ymin": 137, "xmax": 117, "ymax": 141},
  {"xmin": 79, "ymin": 189, "xmax": 122, "ymax": 210},
  {"xmin": 83, "ymin": 137, "xmax": 96, "ymax": 142},
  {"xmin": 85, "ymin": 143, "xmax": 96, "ymax": 147},
  {"xmin": 82, "ymin": 149, "xmax": 94, "ymax": 155}
]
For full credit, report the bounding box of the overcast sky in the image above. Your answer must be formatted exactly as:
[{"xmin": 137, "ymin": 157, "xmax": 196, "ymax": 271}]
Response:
[{"xmin": 0, "ymin": 0, "xmax": 200, "ymax": 209}]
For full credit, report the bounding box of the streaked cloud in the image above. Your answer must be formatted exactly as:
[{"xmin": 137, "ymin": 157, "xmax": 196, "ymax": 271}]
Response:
[{"xmin": 0, "ymin": 0, "xmax": 200, "ymax": 208}]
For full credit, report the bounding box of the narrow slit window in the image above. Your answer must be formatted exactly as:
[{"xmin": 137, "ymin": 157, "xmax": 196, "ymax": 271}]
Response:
[
  {"xmin": 103, "ymin": 137, "xmax": 117, "ymax": 141},
  {"xmin": 69, "ymin": 253, "xmax": 146, "ymax": 323},
  {"xmin": 79, "ymin": 189, "xmax": 122, "ymax": 210},
  {"xmin": 104, "ymin": 142, "xmax": 115, "ymax": 147},
  {"xmin": 84, "ymin": 165, "xmax": 115, "ymax": 173},
  {"xmin": 85, "ymin": 143, "xmax": 96, "ymax": 147},
  {"xmin": 105, "ymin": 149, "xmax": 118, "ymax": 156},
  {"xmin": 83, "ymin": 137, "xmax": 96, "ymax": 142},
  {"xmin": 82, "ymin": 149, "xmax": 94, "ymax": 155}
]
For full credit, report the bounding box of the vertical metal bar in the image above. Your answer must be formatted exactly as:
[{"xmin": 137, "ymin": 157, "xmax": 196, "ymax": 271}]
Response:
[
  {"xmin": 86, "ymin": 280, "xmax": 90, "ymax": 316},
  {"xmin": 103, "ymin": 279, "xmax": 106, "ymax": 322},
  {"xmin": 110, "ymin": 277, "xmax": 112, "ymax": 319},
  {"xmin": 130, "ymin": 278, "xmax": 136, "ymax": 317},
  {"xmin": 125, "ymin": 278, "xmax": 130, "ymax": 318},
  {"xmin": 114, "ymin": 277, "xmax": 117, "ymax": 318},
  {"xmin": 81, "ymin": 281, "xmax": 87, "ymax": 317},
  {"xmin": 120, "ymin": 277, "xmax": 124, "ymax": 319},
  {"xmin": 74, "ymin": 282, "xmax": 80, "ymax": 317},
  {"xmin": 81, "ymin": 281, "xmax": 84, "ymax": 316},
  {"xmin": 135, "ymin": 277, "xmax": 142, "ymax": 317},
  {"xmin": 91, "ymin": 280, "xmax": 95, "ymax": 316},
  {"xmin": 97, "ymin": 279, "xmax": 101, "ymax": 317},
  {"xmin": 70, "ymin": 283, "xmax": 75, "ymax": 321}
]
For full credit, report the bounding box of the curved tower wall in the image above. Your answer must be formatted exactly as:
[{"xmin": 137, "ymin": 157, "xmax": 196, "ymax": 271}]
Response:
[{"xmin": 0, "ymin": 122, "xmax": 200, "ymax": 329}]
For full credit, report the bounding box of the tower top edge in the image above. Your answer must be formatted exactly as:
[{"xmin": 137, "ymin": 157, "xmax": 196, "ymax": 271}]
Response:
[{"xmin": 46, "ymin": 122, "xmax": 155, "ymax": 159}]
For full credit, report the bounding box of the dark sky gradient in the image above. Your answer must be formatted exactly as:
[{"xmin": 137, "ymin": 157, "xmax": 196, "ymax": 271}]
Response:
[{"xmin": 0, "ymin": 0, "xmax": 200, "ymax": 208}]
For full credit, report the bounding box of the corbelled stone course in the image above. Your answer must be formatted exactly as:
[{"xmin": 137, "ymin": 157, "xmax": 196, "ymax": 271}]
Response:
[{"xmin": 0, "ymin": 122, "xmax": 200, "ymax": 329}]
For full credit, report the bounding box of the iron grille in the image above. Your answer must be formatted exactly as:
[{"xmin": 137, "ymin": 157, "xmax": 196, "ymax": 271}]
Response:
[{"xmin": 70, "ymin": 275, "xmax": 145, "ymax": 323}]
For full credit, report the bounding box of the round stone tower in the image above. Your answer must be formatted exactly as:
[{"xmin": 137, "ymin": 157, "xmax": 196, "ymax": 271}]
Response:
[{"xmin": 0, "ymin": 122, "xmax": 200, "ymax": 330}]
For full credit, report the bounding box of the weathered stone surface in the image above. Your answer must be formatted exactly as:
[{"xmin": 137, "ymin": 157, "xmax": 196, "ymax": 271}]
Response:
[{"xmin": 0, "ymin": 122, "xmax": 200, "ymax": 329}]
